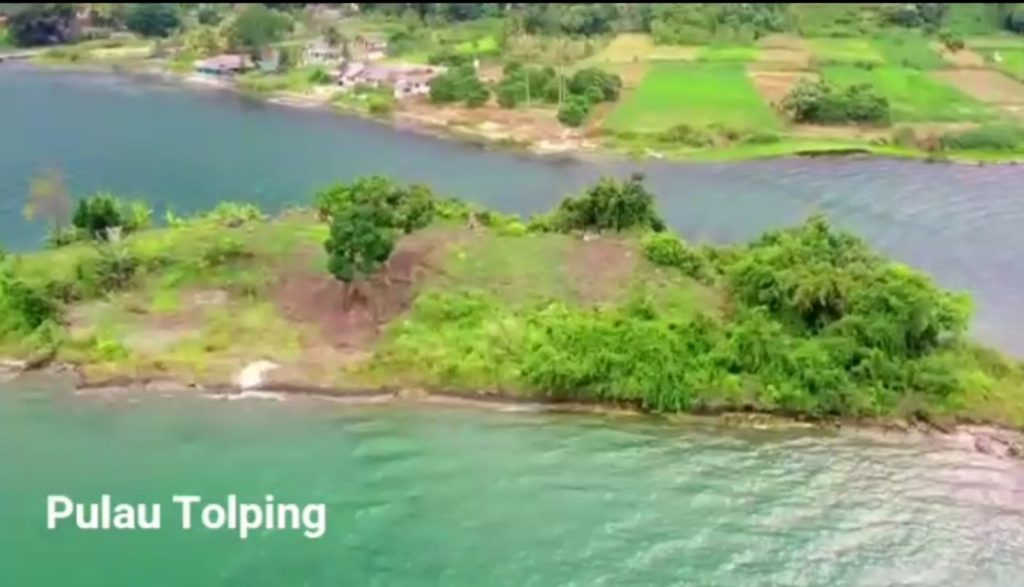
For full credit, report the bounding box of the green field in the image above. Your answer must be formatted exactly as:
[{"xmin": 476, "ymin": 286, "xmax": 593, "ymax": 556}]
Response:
[
  {"xmin": 810, "ymin": 38, "xmax": 885, "ymax": 65},
  {"xmin": 696, "ymin": 45, "xmax": 759, "ymax": 62},
  {"xmin": 978, "ymin": 47, "xmax": 1024, "ymax": 81},
  {"xmin": 604, "ymin": 62, "xmax": 781, "ymax": 133},
  {"xmin": 871, "ymin": 32, "xmax": 944, "ymax": 69},
  {"xmin": 824, "ymin": 66, "xmax": 998, "ymax": 123}
]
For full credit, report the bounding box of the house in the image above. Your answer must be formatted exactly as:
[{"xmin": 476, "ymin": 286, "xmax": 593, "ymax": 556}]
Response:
[
  {"xmin": 194, "ymin": 54, "xmax": 254, "ymax": 76},
  {"xmin": 335, "ymin": 61, "xmax": 444, "ymax": 99},
  {"xmin": 302, "ymin": 40, "xmax": 343, "ymax": 67}
]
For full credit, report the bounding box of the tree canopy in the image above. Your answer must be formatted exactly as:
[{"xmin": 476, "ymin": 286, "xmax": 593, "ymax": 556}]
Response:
[
  {"xmin": 7, "ymin": 3, "xmax": 76, "ymax": 47},
  {"xmin": 125, "ymin": 3, "xmax": 181, "ymax": 38},
  {"xmin": 228, "ymin": 5, "xmax": 292, "ymax": 56}
]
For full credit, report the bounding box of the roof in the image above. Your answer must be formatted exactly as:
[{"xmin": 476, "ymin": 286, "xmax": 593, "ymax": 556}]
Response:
[{"xmin": 195, "ymin": 54, "xmax": 251, "ymax": 70}]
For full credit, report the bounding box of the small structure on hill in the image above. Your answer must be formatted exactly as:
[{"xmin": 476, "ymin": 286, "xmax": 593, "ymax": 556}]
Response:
[
  {"xmin": 194, "ymin": 54, "xmax": 254, "ymax": 76},
  {"xmin": 355, "ymin": 33, "xmax": 388, "ymax": 61},
  {"xmin": 302, "ymin": 40, "xmax": 344, "ymax": 67}
]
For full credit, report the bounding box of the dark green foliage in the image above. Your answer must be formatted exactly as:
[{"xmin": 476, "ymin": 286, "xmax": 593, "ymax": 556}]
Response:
[
  {"xmin": 568, "ymin": 67, "xmax": 623, "ymax": 102},
  {"xmin": 228, "ymin": 4, "xmax": 291, "ymax": 56},
  {"xmin": 71, "ymin": 193, "xmax": 151, "ymax": 242},
  {"xmin": 641, "ymin": 232, "xmax": 706, "ymax": 277},
  {"xmin": 940, "ymin": 124, "xmax": 1024, "ymax": 151},
  {"xmin": 782, "ymin": 79, "xmax": 890, "ymax": 125},
  {"xmin": 429, "ymin": 65, "xmax": 490, "ymax": 107},
  {"xmin": 7, "ymin": 3, "xmax": 76, "ymax": 47},
  {"xmin": 314, "ymin": 176, "xmax": 436, "ymax": 232},
  {"xmin": 649, "ymin": 3, "xmax": 791, "ymax": 45},
  {"xmin": 1008, "ymin": 6, "xmax": 1024, "ymax": 34},
  {"xmin": 125, "ymin": 4, "xmax": 181, "ymax": 38},
  {"xmin": 938, "ymin": 31, "xmax": 965, "ymax": 51},
  {"xmin": 0, "ymin": 256, "xmax": 58, "ymax": 337},
  {"xmin": 550, "ymin": 173, "xmax": 665, "ymax": 233},
  {"xmin": 885, "ymin": 3, "xmax": 948, "ymax": 30},
  {"xmin": 520, "ymin": 3, "xmax": 620, "ymax": 36},
  {"xmin": 197, "ymin": 6, "xmax": 223, "ymax": 26},
  {"xmin": 427, "ymin": 49, "xmax": 473, "ymax": 68},
  {"xmin": 307, "ymin": 68, "xmax": 331, "ymax": 84},
  {"xmin": 556, "ymin": 96, "xmax": 589, "ymax": 127},
  {"xmin": 325, "ymin": 203, "xmax": 396, "ymax": 284}
]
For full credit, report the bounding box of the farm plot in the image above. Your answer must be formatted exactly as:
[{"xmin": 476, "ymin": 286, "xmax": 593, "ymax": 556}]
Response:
[
  {"xmin": 604, "ymin": 62, "xmax": 781, "ymax": 133},
  {"xmin": 825, "ymin": 66, "xmax": 998, "ymax": 122},
  {"xmin": 810, "ymin": 38, "xmax": 885, "ymax": 65}
]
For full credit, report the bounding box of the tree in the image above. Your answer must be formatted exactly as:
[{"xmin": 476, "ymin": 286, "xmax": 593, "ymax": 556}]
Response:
[
  {"xmin": 197, "ymin": 5, "xmax": 224, "ymax": 27},
  {"xmin": 228, "ymin": 5, "xmax": 292, "ymax": 57},
  {"xmin": 324, "ymin": 25, "xmax": 341, "ymax": 48},
  {"xmin": 24, "ymin": 168, "xmax": 73, "ymax": 247},
  {"xmin": 551, "ymin": 173, "xmax": 665, "ymax": 232},
  {"xmin": 557, "ymin": 95, "xmax": 590, "ymax": 127},
  {"xmin": 7, "ymin": 3, "xmax": 77, "ymax": 47},
  {"xmin": 325, "ymin": 202, "xmax": 396, "ymax": 311},
  {"xmin": 125, "ymin": 3, "xmax": 180, "ymax": 38}
]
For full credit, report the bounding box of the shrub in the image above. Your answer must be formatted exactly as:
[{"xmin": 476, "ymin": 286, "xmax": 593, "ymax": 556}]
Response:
[
  {"xmin": 0, "ymin": 265, "xmax": 59, "ymax": 336},
  {"xmin": 314, "ymin": 176, "xmax": 436, "ymax": 233},
  {"xmin": 71, "ymin": 193, "xmax": 152, "ymax": 242},
  {"xmin": 307, "ymin": 68, "xmax": 331, "ymax": 84},
  {"xmin": 781, "ymin": 79, "xmax": 890, "ymax": 125},
  {"xmin": 568, "ymin": 67, "xmax": 623, "ymax": 102},
  {"xmin": 657, "ymin": 124, "xmax": 716, "ymax": 147},
  {"xmin": 939, "ymin": 31, "xmax": 965, "ymax": 52},
  {"xmin": 552, "ymin": 173, "xmax": 665, "ymax": 233},
  {"xmin": 940, "ymin": 125, "xmax": 1024, "ymax": 152},
  {"xmin": 557, "ymin": 96, "xmax": 590, "ymax": 127},
  {"xmin": 368, "ymin": 96, "xmax": 394, "ymax": 117}
]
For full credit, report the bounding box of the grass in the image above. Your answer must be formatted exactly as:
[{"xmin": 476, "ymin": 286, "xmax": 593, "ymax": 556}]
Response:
[
  {"xmin": 945, "ymin": 4, "xmax": 1006, "ymax": 36},
  {"xmin": 871, "ymin": 32, "xmax": 944, "ymax": 69},
  {"xmin": 578, "ymin": 34, "xmax": 699, "ymax": 67},
  {"xmin": 235, "ymin": 68, "xmax": 331, "ymax": 95},
  {"xmin": 824, "ymin": 65, "xmax": 999, "ymax": 123},
  {"xmin": 604, "ymin": 62, "xmax": 781, "ymax": 133},
  {"xmin": 810, "ymin": 38, "xmax": 886, "ymax": 65},
  {"xmin": 696, "ymin": 45, "xmax": 760, "ymax": 63},
  {"xmin": 454, "ymin": 35, "xmax": 497, "ymax": 55},
  {"xmin": 977, "ymin": 47, "xmax": 1024, "ymax": 81}
]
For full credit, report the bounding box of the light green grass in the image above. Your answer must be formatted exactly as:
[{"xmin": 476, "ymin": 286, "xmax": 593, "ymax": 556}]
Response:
[
  {"xmin": 438, "ymin": 232, "xmax": 575, "ymax": 305},
  {"xmin": 696, "ymin": 45, "xmax": 759, "ymax": 63},
  {"xmin": 454, "ymin": 35, "xmax": 497, "ymax": 55},
  {"xmin": 810, "ymin": 38, "xmax": 885, "ymax": 65},
  {"xmin": 872, "ymin": 32, "xmax": 944, "ymax": 69},
  {"xmin": 824, "ymin": 66, "xmax": 999, "ymax": 123},
  {"xmin": 604, "ymin": 62, "xmax": 781, "ymax": 133},
  {"xmin": 978, "ymin": 47, "xmax": 1024, "ymax": 81}
]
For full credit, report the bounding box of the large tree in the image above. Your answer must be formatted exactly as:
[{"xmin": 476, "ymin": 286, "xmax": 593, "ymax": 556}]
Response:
[
  {"xmin": 125, "ymin": 3, "xmax": 181, "ymax": 38},
  {"xmin": 7, "ymin": 3, "xmax": 76, "ymax": 47},
  {"xmin": 228, "ymin": 5, "xmax": 292, "ymax": 56}
]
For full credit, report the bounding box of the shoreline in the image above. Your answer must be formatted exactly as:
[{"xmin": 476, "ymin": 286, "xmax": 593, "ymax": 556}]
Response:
[
  {"xmin": 12, "ymin": 364, "xmax": 1019, "ymax": 460},
  {"xmin": 15, "ymin": 59, "xmax": 1024, "ymax": 166}
]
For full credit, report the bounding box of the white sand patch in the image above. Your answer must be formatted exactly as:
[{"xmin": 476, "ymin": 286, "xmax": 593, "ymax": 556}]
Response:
[{"xmin": 234, "ymin": 360, "xmax": 280, "ymax": 390}]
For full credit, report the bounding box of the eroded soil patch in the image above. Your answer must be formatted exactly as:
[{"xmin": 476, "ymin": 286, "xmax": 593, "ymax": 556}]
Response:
[{"xmin": 567, "ymin": 236, "xmax": 638, "ymax": 305}]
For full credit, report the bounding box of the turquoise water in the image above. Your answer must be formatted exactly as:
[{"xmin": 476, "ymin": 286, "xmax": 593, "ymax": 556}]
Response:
[{"xmin": 2, "ymin": 381, "xmax": 1022, "ymax": 586}]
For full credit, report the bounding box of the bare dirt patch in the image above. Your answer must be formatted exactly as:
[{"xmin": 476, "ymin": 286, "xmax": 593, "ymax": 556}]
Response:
[
  {"xmin": 271, "ymin": 229, "xmax": 458, "ymax": 349},
  {"xmin": 756, "ymin": 35, "xmax": 812, "ymax": 69},
  {"xmin": 931, "ymin": 44, "xmax": 987, "ymax": 68},
  {"xmin": 933, "ymin": 69, "xmax": 1024, "ymax": 105},
  {"xmin": 748, "ymin": 69, "xmax": 815, "ymax": 107},
  {"xmin": 567, "ymin": 236, "xmax": 638, "ymax": 305}
]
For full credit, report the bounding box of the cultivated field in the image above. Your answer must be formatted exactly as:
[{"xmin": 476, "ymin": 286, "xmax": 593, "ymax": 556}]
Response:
[
  {"xmin": 824, "ymin": 66, "xmax": 998, "ymax": 122},
  {"xmin": 810, "ymin": 38, "xmax": 885, "ymax": 64},
  {"xmin": 604, "ymin": 62, "xmax": 781, "ymax": 133}
]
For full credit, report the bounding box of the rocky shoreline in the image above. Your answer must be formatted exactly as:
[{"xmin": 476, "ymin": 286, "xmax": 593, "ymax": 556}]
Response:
[{"xmin": 4, "ymin": 358, "xmax": 1020, "ymax": 461}]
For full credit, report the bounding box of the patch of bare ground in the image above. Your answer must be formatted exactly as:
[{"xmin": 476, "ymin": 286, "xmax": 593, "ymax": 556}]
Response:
[
  {"xmin": 931, "ymin": 44, "xmax": 987, "ymax": 68},
  {"xmin": 397, "ymin": 97, "xmax": 587, "ymax": 149},
  {"xmin": 567, "ymin": 235, "xmax": 638, "ymax": 305},
  {"xmin": 790, "ymin": 122, "xmax": 978, "ymax": 142},
  {"xmin": 756, "ymin": 35, "xmax": 812, "ymax": 69},
  {"xmin": 271, "ymin": 228, "xmax": 463, "ymax": 350},
  {"xmin": 748, "ymin": 69, "xmax": 815, "ymax": 108},
  {"xmin": 932, "ymin": 69, "xmax": 1024, "ymax": 119}
]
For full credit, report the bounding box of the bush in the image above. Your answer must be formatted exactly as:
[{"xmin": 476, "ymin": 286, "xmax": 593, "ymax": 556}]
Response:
[
  {"xmin": 657, "ymin": 124, "xmax": 716, "ymax": 147},
  {"xmin": 939, "ymin": 31, "xmax": 965, "ymax": 52},
  {"xmin": 307, "ymin": 68, "xmax": 331, "ymax": 85},
  {"xmin": 552, "ymin": 173, "xmax": 665, "ymax": 233},
  {"xmin": 557, "ymin": 96, "xmax": 590, "ymax": 127},
  {"xmin": 940, "ymin": 125, "xmax": 1024, "ymax": 152},
  {"xmin": 0, "ymin": 264, "xmax": 59, "ymax": 336},
  {"xmin": 781, "ymin": 79, "xmax": 890, "ymax": 125},
  {"xmin": 568, "ymin": 67, "xmax": 623, "ymax": 102},
  {"xmin": 314, "ymin": 176, "xmax": 436, "ymax": 233},
  {"xmin": 641, "ymin": 232, "xmax": 707, "ymax": 277},
  {"xmin": 429, "ymin": 65, "xmax": 489, "ymax": 107},
  {"xmin": 368, "ymin": 96, "xmax": 394, "ymax": 117},
  {"xmin": 71, "ymin": 193, "xmax": 152, "ymax": 242}
]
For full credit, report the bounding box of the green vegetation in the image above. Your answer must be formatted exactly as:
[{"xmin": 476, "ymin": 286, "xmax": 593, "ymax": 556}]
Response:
[
  {"xmin": 125, "ymin": 4, "xmax": 181, "ymax": 39},
  {"xmin": 3, "ymin": 175, "xmax": 1023, "ymax": 428},
  {"xmin": 782, "ymin": 78, "xmax": 890, "ymax": 125},
  {"xmin": 940, "ymin": 124, "xmax": 1024, "ymax": 151},
  {"xmin": 823, "ymin": 66, "xmax": 997, "ymax": 123},
  {"xmin": 871, "ymin": 32, "xmax": 944, "ymax": 69},
  {"xmin": 606, "ymin": 63, "xmax": 781, "ymax": 133},
  {"xmin": 810, "ymin": 38, "xmax": 886, "ymax": 65},
  {"xmin": 430, "ymin": 64, "xmax": 490, "ymax": 107}
]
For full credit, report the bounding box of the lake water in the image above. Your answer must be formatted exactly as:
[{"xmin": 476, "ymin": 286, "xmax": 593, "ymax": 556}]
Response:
[
  {"xmin": 1, "ymin": 66, "xmax": 1024, "ymax": 585},
  {"xmin": 3, "ymin": 66, "xmax": 1024, "ymax": 354},
  {"xmin": 2, "ymin": 381, "xmax": 1022, "ymax": 586}
]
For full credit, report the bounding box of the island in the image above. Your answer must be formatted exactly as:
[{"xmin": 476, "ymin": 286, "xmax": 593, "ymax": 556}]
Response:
[{"xmin": 0, "ymin": 172, "xmax": 1022, "ymax": 454}]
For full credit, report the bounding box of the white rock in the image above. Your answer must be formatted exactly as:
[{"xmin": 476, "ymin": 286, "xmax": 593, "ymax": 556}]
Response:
[{"xmin": 234, "ymin": 361, "xmax": 279, "ymax": 390}]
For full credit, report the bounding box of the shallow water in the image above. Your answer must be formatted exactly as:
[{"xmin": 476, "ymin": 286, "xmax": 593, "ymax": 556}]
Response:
[
  {"xmin": 3, "ymin": 67, "xmax": 1024, "ymax": 353},
  {"xmin": 1, "ymin": 382, "xmax": 1022, "ymax": 586}
]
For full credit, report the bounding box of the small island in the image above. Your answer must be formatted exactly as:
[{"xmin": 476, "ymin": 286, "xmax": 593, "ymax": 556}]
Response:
[
  {"xmin": 1, "ymin": 171, "xmax": 1023, "ymax": 443},
  {"xmin": 6, "ymin": 4, "xmax": 1024, "ymax": 161}
]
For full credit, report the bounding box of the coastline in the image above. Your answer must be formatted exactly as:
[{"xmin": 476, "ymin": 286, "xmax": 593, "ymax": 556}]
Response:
[
  {"xmin": 10, "ymin": 362, "xmax": 1020, "ymax": 461},
  {"xmin": 16, "ymin": 59, "xmax": 1024, "ymax": 166}
]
